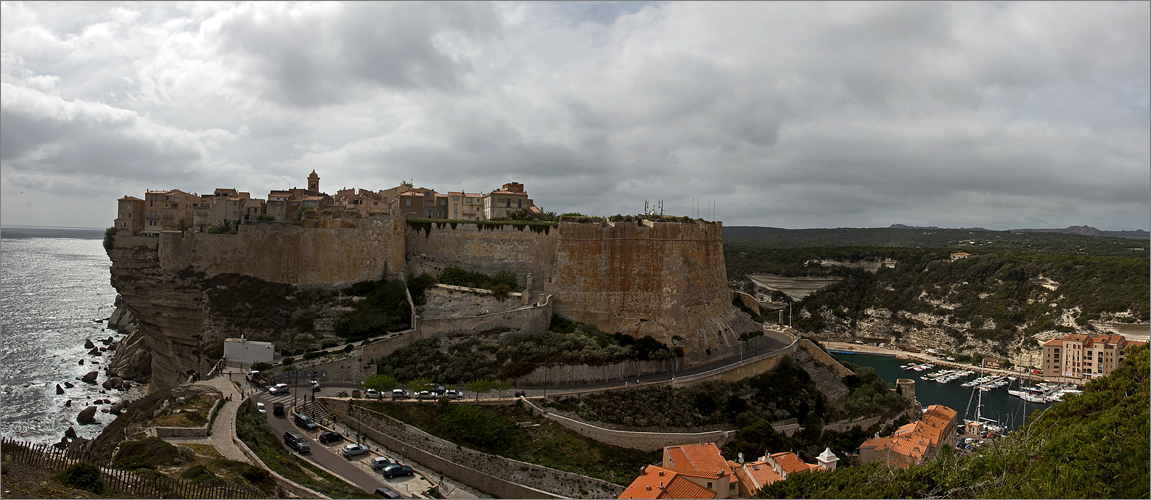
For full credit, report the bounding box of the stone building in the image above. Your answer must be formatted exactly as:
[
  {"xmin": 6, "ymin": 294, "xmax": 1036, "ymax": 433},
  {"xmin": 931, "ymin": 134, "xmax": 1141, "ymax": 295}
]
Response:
[{"xmin": 115, "ymin": 195, "xmax": 145, "ymax": 235}]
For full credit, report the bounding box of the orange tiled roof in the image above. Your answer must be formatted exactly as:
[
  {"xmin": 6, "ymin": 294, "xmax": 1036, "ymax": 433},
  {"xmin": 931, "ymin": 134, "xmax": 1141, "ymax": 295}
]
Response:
[
  {"xmin": 1043, "ymin": 338, "xmax": 1063, "ymax": 346},
  {"xmin": 861, "ymin": 405, "xmax": 956, "ymax": 467},
  {"xmin": 119, "ymin": 196, "xmax": 144, "ymax": 201},
  {"xmin": 951, "ymin": 252, "xmax": 971, "ymax": 256},
  {"xmin": 736, "ymin": 461, "xmax": 783, "ymax": 490},
  {"xmin": 664, "ymin": 443, "xmax": 733, "ymax": 479},
  {"xmin": 619, "ymin": 466, "xmax": 716, "ymax": 500},
  {"xmin": 769, "ymin": 452, "xmax": 818, "ymax": 475},
  {"xmin": 1065, "ymin": 334, "xmax": 1089, "ymax": 343}
]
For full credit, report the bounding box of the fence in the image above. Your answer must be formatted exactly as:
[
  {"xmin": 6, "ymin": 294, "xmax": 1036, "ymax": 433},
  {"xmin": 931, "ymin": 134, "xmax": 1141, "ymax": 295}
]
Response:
[{"xmin": 0, "ymin": 438, "xmax": 262, "ymax": 499}]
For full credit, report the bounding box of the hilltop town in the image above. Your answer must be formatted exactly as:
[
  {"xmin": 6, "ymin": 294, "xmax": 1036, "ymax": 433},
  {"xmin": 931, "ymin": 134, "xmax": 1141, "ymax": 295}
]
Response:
[{"xmin": 113, "ymin": 171, "xmax": 545, "ymax": 235}]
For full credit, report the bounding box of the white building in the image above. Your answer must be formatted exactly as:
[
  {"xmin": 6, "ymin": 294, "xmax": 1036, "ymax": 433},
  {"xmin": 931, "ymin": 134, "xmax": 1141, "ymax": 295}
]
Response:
[{"xmin": 223, "ymin": 337, "xmax": 274, "ymax": 364}]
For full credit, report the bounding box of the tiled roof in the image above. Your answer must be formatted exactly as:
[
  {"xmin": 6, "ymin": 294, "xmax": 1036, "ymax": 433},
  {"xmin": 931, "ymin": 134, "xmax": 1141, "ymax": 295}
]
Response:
[
  {"xmin": 664, "ymin": 443, "xmax": 733, "ymax": 479},
  {"xmin": 619, "ymin": 466, "xmax": 715, "ymax": 500},
  {"xmin": 736, "ymin": 461, "xmax": 783, "ymax": 491},
  {"xmin": 951, "ymin": 252, "xmax": 970, "ymax": 255},
  {"xmin": 769, "ymin": 452, "xmax": 818, "ymax": 475},
  {"xmin": 119, "ymin": 196, "xmax": 144, "ymax": 201},
  {"xmin": 861, "ymin": 405, "xmax": 956, "ymax": 468},
  {"xmin": 1043, "ymin": 339, "xmax": 1063, "ymax": 346},
  {"xmin": 1065, "ymin": 334, "xmax": 1089, "ymax": 342}
]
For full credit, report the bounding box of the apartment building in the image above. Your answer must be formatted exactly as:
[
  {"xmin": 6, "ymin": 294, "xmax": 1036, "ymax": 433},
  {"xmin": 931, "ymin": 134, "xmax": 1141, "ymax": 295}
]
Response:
[
  {"xmin": 142, "ymin": 189, "xmax": 196, "ymax": 234},
  {"xmin": 1041, "ymin": 333, "xmax": 1145, "ymax": 381},
  {"xmin": 482, "ymin": 182, "xmax": 533, "ymax": 220},
  {"xmin": 397, "ymin": 188, "xmax": 449, "ymax": 219},
  {"xmin": 859, "ymin": 404, "xmax": 957, "ymax": 469},
  {"xmin": 114, "ymin": 196, "xmax": 145, "ymax": 235},
  {"xmin": 447, "ymin": 191, "xmax": 483, "ymax": 220}
]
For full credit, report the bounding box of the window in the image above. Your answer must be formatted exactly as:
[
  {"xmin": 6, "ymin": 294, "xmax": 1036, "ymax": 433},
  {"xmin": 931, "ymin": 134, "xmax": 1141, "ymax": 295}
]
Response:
[
  {"xmin": 505, "ymin": 198, "xmax": 510, "ymax": 207},
  {"xmin": 440, "ymin": 200, "xmax": 446, "ymax": 206},
  {"xmin": 518, "ymin": 199, "xmax": 522, "ymax": 208},
  {"xmin": 406, "ymin": 200, "xmax": 411, "ymax": 207},
  {"xmin": 707, "ymin": 482, "xmax": 712, "ymax": 489}
]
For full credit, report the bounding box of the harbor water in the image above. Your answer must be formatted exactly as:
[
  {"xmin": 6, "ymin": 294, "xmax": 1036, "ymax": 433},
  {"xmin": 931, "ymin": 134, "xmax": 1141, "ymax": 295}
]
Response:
[{"xmin": 833, "ymin": 353, "xmax": 1052, "ymax": 432}]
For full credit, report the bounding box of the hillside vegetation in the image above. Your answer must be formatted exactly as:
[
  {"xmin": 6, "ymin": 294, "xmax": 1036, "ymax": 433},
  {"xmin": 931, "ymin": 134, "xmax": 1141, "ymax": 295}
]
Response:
[
  {"xmin": 726, "ymin": 241, "xmax": 1149, "ymax": 358},
  {"xmin": 760, "ymin": 344, "xmax": 1150, "ymax": 499},
  {"xmin": 724, "ymin": 226, "xmax": 1147, "ymax": 256}
]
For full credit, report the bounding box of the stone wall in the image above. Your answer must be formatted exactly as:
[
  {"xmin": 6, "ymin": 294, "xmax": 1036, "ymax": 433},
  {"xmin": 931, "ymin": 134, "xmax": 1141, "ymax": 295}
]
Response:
[
  {"xmin": 520, "ymin": 398, "xmax": 737, "ymax": 451},
  {"xmin": 405, "ymin": 222, "xmax": 559, "ymax": 290},
  {"xmin": 159, "ymin": 218, "xmax": 405, "ymax": 284},
  {"xmin": 671, "ymin": 338, "xmax": 799, "ymax": 388},
  {"xmin": 546, "ymin": 221, "xmax": 758, "ymax": 361},
  {"xmin": 797, "ymin": 339, "xmax": 855, "ymax": 378},
  {"xmin": 341, "ymin": 404, "xmax": 623, "ymax": 499}
]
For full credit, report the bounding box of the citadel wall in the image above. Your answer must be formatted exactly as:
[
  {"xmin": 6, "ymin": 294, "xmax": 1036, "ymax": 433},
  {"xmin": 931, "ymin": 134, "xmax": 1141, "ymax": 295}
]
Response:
[
  {"xmin": 545, "ymin": 220, "xmax": 755, "ymax": 355},
  {"xmin": 158, "ymin": 219, "xmax": 405, "ymax": 284},
  {"xmin": 404, "ymin": 221, "xmax": 558, "ymax": 290}
]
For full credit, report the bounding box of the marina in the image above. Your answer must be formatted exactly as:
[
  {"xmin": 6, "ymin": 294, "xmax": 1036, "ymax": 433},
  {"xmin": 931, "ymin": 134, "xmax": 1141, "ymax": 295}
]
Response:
[{"xmin": 834, "ymin": 353, "xmax": 1055, "ymax": 432}]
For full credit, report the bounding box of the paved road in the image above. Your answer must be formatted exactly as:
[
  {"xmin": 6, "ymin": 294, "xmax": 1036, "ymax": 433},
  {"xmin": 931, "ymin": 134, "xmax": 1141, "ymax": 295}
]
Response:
[{"xmin": 253, "ymin": 388, "xmax": 434, "ymax": 498}]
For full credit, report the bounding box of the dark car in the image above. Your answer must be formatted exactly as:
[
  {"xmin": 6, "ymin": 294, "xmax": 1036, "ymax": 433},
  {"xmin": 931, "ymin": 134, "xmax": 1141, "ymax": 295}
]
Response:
[
  {"xmin": 374, "ymin": 486, "xmax": 403, "ymax": 499},
  {"xmin": 381, "ymin": 464, "xmax": 414, "ymax": 479},
  {"xmin": 294, "ymin": 413, "xmax": 319, "ymax": 431},
  {"xmin": 273, "ymin": 402, "xmax": 285, "ymax": 417},
  {"xmin": 318, "ymin": 431, "xmax": 343, "ymax": 444},
  {"xmin": 283, "ymin": 431, "xmax": 310, "ymax": 453}
]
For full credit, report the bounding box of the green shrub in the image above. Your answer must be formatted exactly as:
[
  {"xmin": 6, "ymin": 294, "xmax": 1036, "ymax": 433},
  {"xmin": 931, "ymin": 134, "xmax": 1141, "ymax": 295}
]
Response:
[
  {"xmin": 251, "ymin": 362, "xmax": 272, "ymax": 371},
  {"xmin": 55, "ymin": 462, "xmax": 105, "ymax": 494},
  {"xmin": 113, "ymin": 437, "xmax": 181, "ymax": 470},
  {"xmin": 102, "ymin": 227, "xmax": 118, "ymax": 253},
  {"xmin": 283, "ymin": 357, "xmax": 295, "ymax": 365}
]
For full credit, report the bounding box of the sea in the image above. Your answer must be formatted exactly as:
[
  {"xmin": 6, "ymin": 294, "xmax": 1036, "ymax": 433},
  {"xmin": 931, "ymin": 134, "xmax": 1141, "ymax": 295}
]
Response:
[
  {"xmin": 1, "ymin": 226, "xmax": 138, "ymax": 444},
  {"xmin": 832, "ymin": 352, "xmax": 1052, "ymax": 432}
]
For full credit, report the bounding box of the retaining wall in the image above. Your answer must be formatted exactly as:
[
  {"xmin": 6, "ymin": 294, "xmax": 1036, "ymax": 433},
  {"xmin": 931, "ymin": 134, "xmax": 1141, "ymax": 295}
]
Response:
[
  {"xmin": 339, "ymin": 404, "xmax": 624, "ymax": 499},
  {"xmin": 405, "ymin": 221, "xmax": 558, "ymax": 291},
  {"xmin": 798, "ymin": 339, "xmax": 855, "ymax": 378},
  {"xmin": 520, "ymin": 398, "xmax": 737, "ymax": 451}
]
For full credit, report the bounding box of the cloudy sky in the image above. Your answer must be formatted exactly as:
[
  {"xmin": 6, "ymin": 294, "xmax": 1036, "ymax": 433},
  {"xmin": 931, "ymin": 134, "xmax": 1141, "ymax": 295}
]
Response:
[{"xmin": 2, "ymin": 1, "xmax": 1148, "ymax": 230}]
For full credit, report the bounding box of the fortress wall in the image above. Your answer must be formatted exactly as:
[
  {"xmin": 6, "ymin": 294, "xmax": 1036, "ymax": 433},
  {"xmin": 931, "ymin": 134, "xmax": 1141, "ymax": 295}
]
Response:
[
  {"xmin": 404, "ymin": 222, "xmax": 558, "ymax": 289},
  {"xmin": 546, "ymin": 221, "xmax": 751, "ymax": 356},
  {"xmin": 158, "ymin": 219, "xmax": 405, "ymax": 284}
]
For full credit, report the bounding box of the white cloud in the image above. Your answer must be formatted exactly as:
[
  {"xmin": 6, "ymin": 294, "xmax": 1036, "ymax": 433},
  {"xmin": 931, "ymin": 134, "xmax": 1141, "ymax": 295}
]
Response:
[{"xmin": 1, "ymin": 1, "xmax": 1147, "ymax": 231}]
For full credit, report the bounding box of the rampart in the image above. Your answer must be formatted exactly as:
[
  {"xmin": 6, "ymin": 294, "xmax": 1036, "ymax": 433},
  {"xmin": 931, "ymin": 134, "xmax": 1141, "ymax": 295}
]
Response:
[
  {"xmin": 545, "ymin": 221, "xmax": 755, "ymax": 355},
  {"xmin": 157, "ymin": 219, "xmax": 405, "ymax": 284},
  {"xmin": 405, "ymin": 221, "xmax": 558, "ymax": 290}
]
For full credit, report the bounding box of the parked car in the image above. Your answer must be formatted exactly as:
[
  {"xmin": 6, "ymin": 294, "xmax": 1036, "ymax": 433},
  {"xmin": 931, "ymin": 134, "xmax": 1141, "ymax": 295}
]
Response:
[
  {"xmin": 273, "ymin": 402, "xmax": 285, "ymax": 417},
  {"xmin": 370, "ymin": 456, "xmax": 396, "ymax": 470},
  {"xmin": 294, "ymin": 413, "xmax": 319, "ymax": 431},
  {"xmin": 311, "ymin": 380, "xmax": 320, "ymax": 391},
  {"xmin": 340, "ymin": 444, "xmax": 370, "ymax": 458},
  {"xmin": 269, "ymin": 383, "xmax": 289, "ymax": 395},
  {"xmin": 318, "ymin": 431, "xmax": 343, "ymax": 444},
  {"xmin": 256, "ymin": 402, "xmax": 266, "ymax": 415},
  {"xmin": 374, "ymin": 486, "xmax": 402, "ymax": 499},
  {"xmin": 444, "ymin": 390, "xmax": 463, "ymax": 400},
  {"xmin": 283, "ymin": 431, "xmax": 310, "ymax": 453},
  {"xmin": 416, "ymin": 391, "xmax": 436, "ymax": 400},
  {"xmin": 365, "ymin": 389, "xmax": 380, "ymax": 399},
  {"xmin": 391, "ymin": 389, "xmax": 410, "ymax": 400},
  {"xmin": 381, "ymin": 464, "xmax": 415, "ymax": 479}
]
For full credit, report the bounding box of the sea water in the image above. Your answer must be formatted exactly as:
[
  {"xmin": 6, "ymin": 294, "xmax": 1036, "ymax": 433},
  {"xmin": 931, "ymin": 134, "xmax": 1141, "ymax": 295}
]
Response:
[
  {"xmin": 1, "ymin": 227, "xmax": 137, "ymax": 444},
  {"xmin": 833, "ymin": 352, "xmax": 1051, "ymax": 431}
]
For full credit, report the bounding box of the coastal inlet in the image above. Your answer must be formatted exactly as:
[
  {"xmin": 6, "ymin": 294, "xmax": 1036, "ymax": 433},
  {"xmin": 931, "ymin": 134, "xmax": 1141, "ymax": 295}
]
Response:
[{"xmin": 0, "ymin": 228, "xmax": 137, "ymax": 444}]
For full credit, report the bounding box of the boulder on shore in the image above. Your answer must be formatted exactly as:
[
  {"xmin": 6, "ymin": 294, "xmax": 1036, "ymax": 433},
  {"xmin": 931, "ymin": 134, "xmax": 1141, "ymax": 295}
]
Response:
[
  {"xmin": 64, "ymin": 427, "xmax": 77, "ymax": 439},
  {"xmin": 84, "ymin": 338, "xmax": 95, "ymax": 349},
  {"xmin": 76, "ymin": 406, "xmax": 97, "ymax": 425},
  {"xmin": 81, "ymin": 371, "xmax": 99, "ymax": 384},
  {"xmin": 78, "ymin": 359, "xmax": 84, "ymax": 366},
  {"xmin": 56, "ymin": 384, "xmax": 65, "ymax": 395},
  {"xmin": 109, "ymin": 402, "xmax": 125, "ymax": 415},
  {"xmin": 64, "ymin": 400, "xmax": 72, "ymax": 408},
  {"xmin": 64, "ymin": 381, "xmax": 74, "ymax": 388}
]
